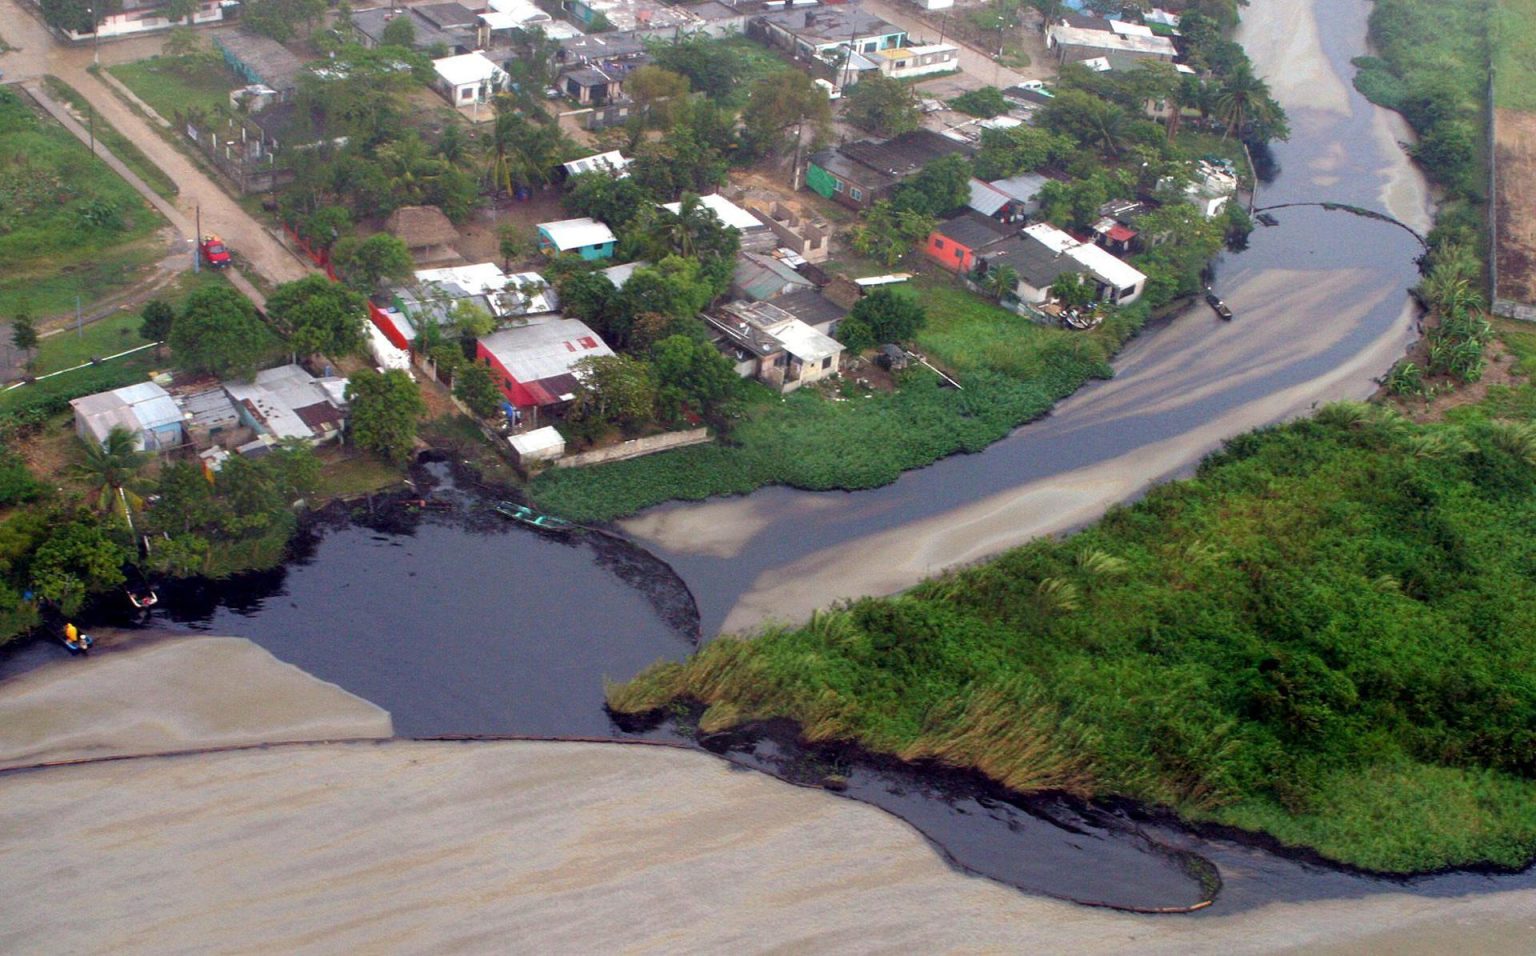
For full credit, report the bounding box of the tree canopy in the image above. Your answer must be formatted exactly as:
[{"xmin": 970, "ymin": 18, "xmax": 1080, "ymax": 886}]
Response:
[
  {"xmin": 170, "ymin": 286, "xmax": 273, "ymax": 379},
  {"xmin": 843, "ymin": 73, "xmax": 921, "ymax": 137},
  {"xmin": 265, "ymin": 275, "xmax": 368, "ymax": 358},
  {"xmin": 346, "ymin": 369, "xmax": 425, "ymax": 464}
]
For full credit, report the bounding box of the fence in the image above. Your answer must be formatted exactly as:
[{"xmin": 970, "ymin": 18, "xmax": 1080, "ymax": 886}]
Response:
[
  {"xmin": 553, "ymin": 428, "xmax": 711, "ymax": 468},
  {"xmin": 180, "ymin": 112, "xmax": 296, "ymax": 196}
]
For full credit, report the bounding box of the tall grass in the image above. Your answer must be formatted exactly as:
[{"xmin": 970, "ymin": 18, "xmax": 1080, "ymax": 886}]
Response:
[{"xmin": 611, "ymin": 403, "xmax": 1536, "ymax": 872}]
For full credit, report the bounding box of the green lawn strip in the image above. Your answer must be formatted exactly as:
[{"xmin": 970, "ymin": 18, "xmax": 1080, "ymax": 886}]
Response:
[
  {"xmin": 717, "ymin": 37, "xmax": 801, "ymax": 111},
  {"xmin": 1494, "ymin": 0, "xmax": 1536, "ymax": 111},
  {"xmin": 530, "ymin": 286, "xmax": 1140, "ymax": 522},
  {"xmin": 107, "ymin": 56, "xmax": 241, "ymax": 123},
  {"xmin": 311, "ymin": 455, "xmax": 407, "ymax": 499},
  {"xmin": 40, "ymin": 75, "xmax": 180, "ymax": 201},
  {"xmin": 30, "ymin": 312, "xmax": 150, "ymax": 375},
  {"xmin": 0, "ymin": 87, "xmax": 166, "ymax": 319},
  {"xmin": 611, "ymin": 404, "xmax": 1536, "ymax": 872}
]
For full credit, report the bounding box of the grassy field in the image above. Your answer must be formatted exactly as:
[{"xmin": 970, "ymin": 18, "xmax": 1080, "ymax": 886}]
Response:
[
  {"xmin": 1494, "ymin": 0, "xmax": 1536, "ymax": 110},
  {"xmin": 311, "ymin": 453, "xmax": 406, "ymax": 499},
  {"xmin": 29, "ymin": 313, "xmax": 151, "ymax": 375},
  {"xmin": 0, "ymin": 87, "xmax": 166, "ymax": 321},
  {"xmin": 611, "ymin": 390, "xmax": 1536, "ymax": 872},
  {"xmin": 41, "ymin": 75, "xmax": 179, "ymax": 201},
  {"xmin": 718, "ymin": 37, "xmax": 802, "ymax": 111},
  {"xmin": 108, "ymin": 55, "xmax": 240, "ymax": 122}
]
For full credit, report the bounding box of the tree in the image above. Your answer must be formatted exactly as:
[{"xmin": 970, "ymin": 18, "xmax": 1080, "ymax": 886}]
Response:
[
  {"xmin": 299, "ymin": 206, "xmax": 352, "ymax": 254},
  {"xmin": 498, "ymin": 224, "xmax": 526, "ymax": 272},
  {"xmin": 973, "ymin": 124, "xmax": 1068, "ymax": 180},
  {"xmin": 557, "ymin": 271, "xmax": 622, "ymax": 341},
  {"xmin": 10, "ymin": 312, "xmax": 37, "ymax": 354},
  {"xmin": 1214, "ymin": 62, "xmax": 1287, "ymax": 142},
  {"xmin": 892, "ymin": 154, "xmax": 972, "ymax": 217},
  {"xmin": 844, "ymin": 73, "xmax": 920, "ymax": 137},
  {"xmin": 740, "ymin": 71, "xmax": 831, "ymax": 159},
  {"xmin": 1050, "ymin": 272, "xmax": 1097, "ymax": 309},
  {"xmin": 982, "ymin": 264, "xmax": 1019, "ymax": 302},
  {"xmin": 949, "ymin": 86, "xmax": 1010, "ymax": 118},
  {"xmin": 138, "ymin": 300, "xmax": 174, "ymax": 353},
  {"xmin": 848, "ymin": 288, "xmax": 925, "ymax": 343},
  {"xmin": 626, "ymin": 65, "xmax": 691, "ymax": 127},
  {"xmin": 73, "ymin": 426, "xmax": 146, "ymax": 526},
  {"xmin": 453, "ymin": 361, "xmax": 504, "ymax": 418},
  {"xmin": 29, "ymin": 519, "xmax": 129, "ymax": 616},
  {"xmin": 851, "ymin": 201, "xmax": 935, "ymax": 269},
  {"xmin": 1040, "ymin": 89, "xmax": 1131, "ymax": 157},
  {"xmin": 40, "ymin": 0, "xmax": 100, "ymax": 34},
  {"xmin": 171, "ymin": 286, "xmax": 273, "ymax": 379},
  {"xmin": 380, "ymin": 13, "xmax": 416, "ymax": 48},
  {"xmin": 569, "ymin": 354, "xmax": 656, "ymax": 432},
  {"xmin": 564, "ymin": 172, "xmax": 650, "ymax": 233},
  {"xmin": 163, "ymin": 0, "xmax": 196, "ymax": 23},
  {"xmin": 163, "ymin": 24, "xmax": 200, "ymax": 56},
  {"xmin": 448, "ymin": 299, "xmax": 495, "ymax": 338},
  {"xmin": 651, "ymin": 333, "xmax": 738, "ymax": 423},
  {"xmin": 346, "ymin": 369, "xmax": 425, "ymax": 464},
  {"xmin": 484, "ymin": 98, "xmax": 571, "ymax": 194},
  {"xmin": 331, "ymin": 233, "xmax": 414, "ymax": 293},
  {"xmin": 652, "ymin": 35, "xmax": 740, "ymax": 99},
  {"xmin": 265, "ymin": 275, "xmax": 368, "ymax": 358}
]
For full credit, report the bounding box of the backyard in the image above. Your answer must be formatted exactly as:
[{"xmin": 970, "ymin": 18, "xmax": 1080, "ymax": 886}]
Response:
[{"xmin": 108, "ymin": 54, "xmax": 243, "ymax": 122}]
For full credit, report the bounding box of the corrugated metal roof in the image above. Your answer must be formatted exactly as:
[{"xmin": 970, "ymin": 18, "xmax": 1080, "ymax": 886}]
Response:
[
  {"xmin": 661, "ymin": 193, "xmax": 764, "ymax": 232},
  {"xmin": 538, "ymin": 217, "xmax": 616, "ymax": 251},
  {"xmin": 967, "ymin": 178, "xmax": 1011, "ymax": 216},
  {"xmin": 479, "ymin": 318, "xmax": 615, "ymax": 386}
]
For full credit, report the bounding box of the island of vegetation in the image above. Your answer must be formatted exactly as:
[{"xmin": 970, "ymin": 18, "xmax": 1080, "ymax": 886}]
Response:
[{"xmin": 610, "ymin": 0, "xmax": 1536, "ymax": 874}]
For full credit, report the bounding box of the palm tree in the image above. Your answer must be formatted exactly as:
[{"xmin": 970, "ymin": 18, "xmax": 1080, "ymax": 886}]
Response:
[
  {"xmin": 1085, "ymin": 102, "xmax": 1130, "ymax": 157},
  {"xmin": 1214, "ymin": 63, "xmax": 1274, "ymax": 141},
  {"xmin": 982, "ymin": 264, "xmax": 1019, "ymax": 302},
  {"xmin": 484, "ymin": 97, "xmax": 571, "ymax": 196},
  {"xmin": 74, "ymin": 426, "xmax": 147, "ymax": 529}
]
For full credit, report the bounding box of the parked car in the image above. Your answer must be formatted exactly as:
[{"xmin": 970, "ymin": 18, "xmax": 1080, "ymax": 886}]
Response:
[{"xmin": 199, "ymin": 234, "xmax": 232, "ymax": 269}]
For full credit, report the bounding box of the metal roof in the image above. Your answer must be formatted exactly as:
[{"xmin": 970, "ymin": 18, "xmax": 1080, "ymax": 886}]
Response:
[
  {"xmin": 1021, "ymin": 223, "xmax": 1146, "ymax": 290},
  {"xmin": 433, "ymin": 52, "xmax": 505, "ymax": 87},
  {"xmin": 838, "ymin": 129, "xmax": 973, "ymax": 178},
  {"xmin": 661, "ymin": 193, "xmax": 765, "ymax": 232},
  {"xmin": 537, "ymin": 217, "xmax": 617, "ymax": 250},
  {"xmin": 932, "ymin": 210, "xmax": 1015, "ymax": 250},
  {"xmin": 967, "ymin": 178, "xmax": 1011, "ymax": 216},
  {"xmin": 562, "ymin": 151, "xmax": 631, "ymax": 177},
  {"xmin": 479, "ymin": 318, "xmax": 615, "ymax": 395},
  {"xmin": 756, "ymin": 6, "xmax": 903, "ymax": 45},
  {"xmin": 71, "ymin": 381, "xmax": 181, "ymax": 447},
  {"xmin": 733, "ymin": 252, "xmax": 814, "ymax": 301}
]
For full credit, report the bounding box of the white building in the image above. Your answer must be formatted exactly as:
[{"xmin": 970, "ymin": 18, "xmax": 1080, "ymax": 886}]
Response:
[
  {"xmin": 871, "ymin": 43, "xmax": 959, "ymax": 79},
  {"xmin": 1023, "ymin": 222, "xmax": 1146, "ymax": 305},
  {"xmin": 431, "ymin": 52, "xmax": 508, "ymax": 106},
  {"xmin": 409, "ymin": 263, "xmax": 559, "ymax": 320}
]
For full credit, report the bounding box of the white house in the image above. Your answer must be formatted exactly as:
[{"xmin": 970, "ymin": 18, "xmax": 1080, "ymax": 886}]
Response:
[
  {"xmin": 871, "ymin": 43, "xmax": 960, "ymax": 79},
  {"xmin": 432, "ymin": 52, "xmax": 507, "ymax": 106},
  {"xmin": 1024, "ymin": 222, "xmax": 1146, "ymax": 305}
]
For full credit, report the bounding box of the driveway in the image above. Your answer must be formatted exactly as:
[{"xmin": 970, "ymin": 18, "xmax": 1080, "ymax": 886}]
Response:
[{"xmin": 0, "ymin": 0, "xmax": 312, "ymax": 294}]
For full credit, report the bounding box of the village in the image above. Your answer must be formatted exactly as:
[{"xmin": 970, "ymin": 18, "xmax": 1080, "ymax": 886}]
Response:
[{"xmin": 0, "ymin": 0, "xmax": 1276, "ymax": 610}]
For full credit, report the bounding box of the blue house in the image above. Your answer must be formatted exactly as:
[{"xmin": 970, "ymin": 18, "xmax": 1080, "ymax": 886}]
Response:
[{"xmin": 537, "ymin": 217, "xmax": 617, "ymax": 261}]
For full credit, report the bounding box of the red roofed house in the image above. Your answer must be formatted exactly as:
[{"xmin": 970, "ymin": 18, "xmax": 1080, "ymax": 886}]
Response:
[
  {"xmin": 475, "ymin": 318, "xmax": 615, "ymax": 419},
  {"xmin": 923, "ymin": 211, "xmax": 1016, "ymax": 274}
]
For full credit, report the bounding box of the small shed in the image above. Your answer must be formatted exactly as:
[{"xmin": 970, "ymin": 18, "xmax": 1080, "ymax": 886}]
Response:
[
  {"xmin": 432, "ymin": 52, "xmax": 507, "ymax": 106},
  {"xmin": 536, "ymin": 217, "xmax": 617, "ymax": 260},
  {"xmin": 508, "ymin": 426, "xmax": 566, "ymax": 464},
  {"xmin": 71, "ymin": 381, "xmax": 184, "ymax": 452},
  {"xmin": 385, "ymin": 205, "xmax": 460, "ymax": 261}
]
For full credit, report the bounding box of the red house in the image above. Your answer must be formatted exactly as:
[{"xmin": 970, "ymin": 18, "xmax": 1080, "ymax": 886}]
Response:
[
  {"xmin": 476, "ymin": 318, "xmax": 615, "ymax": 417},
  {"xmin": 923, "ymin": 212, "xmax": 1016, "ymax": 274}
]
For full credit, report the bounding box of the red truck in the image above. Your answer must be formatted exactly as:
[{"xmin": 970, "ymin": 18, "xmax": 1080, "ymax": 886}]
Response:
[{"xmin": 199, "ymin": 234, "xmax": 232, "ymax": 269}]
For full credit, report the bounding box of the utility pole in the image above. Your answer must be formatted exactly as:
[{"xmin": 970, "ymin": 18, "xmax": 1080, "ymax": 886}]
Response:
[
  {"xmin": 193, "ymin": 205, "xmax": 202, "ymax": 273},
  {"xmin": 88, "ymin": 104, "xmax": 94, "ymax": 156},
  {"xmin": 76, "ymin": 295, "xmax": 83, "ymax": 337}
]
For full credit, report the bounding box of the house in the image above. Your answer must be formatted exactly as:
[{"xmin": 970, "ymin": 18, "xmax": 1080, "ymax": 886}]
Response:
[
  {"xmin": 978, "ymin": 223, "xmax": 1146, "ymax": 306},
  {"xmin": 559, "ymin": 65, "xmax": 625, "ymax": 105},
  {"xmin": 597, "ymin": 260, "xmax": 647, "ymax": 288},
  {"xmin": 384, "ymin": 205, "xmax": 461, "ymax": 262},
  {"xmin": 1046, "ymin": 17, "xmax": 1177, "ymax": 65},
  {"xmin": 223, "ymin": 365, "xmax": 350, "ymax": 447},
  {"xmin": 476, "ymin": 318, "xmax": 616, "ymax": 416},
  {"xmin": 560, "ymin": 150, "xmax": 632, "ymax": 179},
  {"xmin": 924, "ymin": 212, "xmax": 1016, "ymax": 273},
  {"xmin": 704, "ymin": 300, "xmax": 843, "ymax": 393},
  {"xmin": 432, "ymin": 52, "xmax": 508, "ymax": 106},
  {"xmin": 559, "ymin": 0, "xmax": 701, "ymax": 35},
  {"xmin": 986, "ymin": 172, "xmax": 1052, "ymax": 220},
  {"xmin": 406, "ymin": 262, "xmax": 559, "ymax": 322},
  {"xmin": 1089, "ymin": 198, "xmax": 1149, "ymax": 253},
  {"xmin": 215, "ymin": 33, "xmax": 305, "ymax": 102},
  {"xmin": 558, "ymin": 31, "xmax": 650, "ymax": 66},
  {"xmin": 176, "ymin": 385, "xmax": 247, "ymax": 451},
  {"xmin": 477, "ymin": 0, "xmax": 560, "ymax": 46},
  {"xmin": 753, "ymin": 6, "xmax": 906, "ymax": 63},
  {"xmin": 967, "ymin": 178, "xmax": 1023, "ymax": 223},
  {"xmin": 732, "ymin": 252, "xmax": 816, "ymax": 301},
  {"xmin": 772, "ymin": 289, "xmax": 848, "ymax": 337},
  {"xmin": 537, "ymin": 218, "xmax": 617, "ymax": 259},
  {"xmin": 508, "ymin": 425, "xmax": 566, "ymax": 464},
  {"xmin": 1162, "ymin": 160, "xmax": 1239, "ymax": 218},
  {"xmin": 71, "ymin": 382, "xmax": 184, "ymax": 452},
  {"xmin": 60, "ymin": 0, "xmax": 225, "ymax": 41},
  {"xmin": 352, "ymin": 5, "xmax": 477, "ymax": 52},
  {"xmin": 871, "ymin": 43, "xmax": 959, "ymax": 80},
  {"xmin": 805, "ymin": 129, "xmax": 973, "ymax": 209},
  {"xmin": 663, "ymin": 193, "xmax": 774, "ymax": 250}
]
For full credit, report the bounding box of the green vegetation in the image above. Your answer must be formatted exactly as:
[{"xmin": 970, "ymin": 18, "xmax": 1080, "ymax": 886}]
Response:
[
  {"xmin": 40, "ymin": 76, "xmax": 179, "ymax": 202},
  {"xmin": 1493, "ymin": 0, "xmax": 1536, "ymax": 111},
  {"xmin": 1353, "ymin": 0, "xmax": 1487, "ymax": 242},
  {"xmin": 529, "ymin": 287, "xmax": 1143, "ymax": 523},
  {"xmin": 26, "ymin": 313, "xmax": 150, "ymax": 375},
  {"xmin": 0, "ymin": 87, "xmax": 164, "ymax": 320},
  {"xmin": 611, "ymin": 401, "xmax": 1536, "ymax": 872},
  {"xmin": 108, "ymin": 55, "xmax": 241, "ymax": 122}
]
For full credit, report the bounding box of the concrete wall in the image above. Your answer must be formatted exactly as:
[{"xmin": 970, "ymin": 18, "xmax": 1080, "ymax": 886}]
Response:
[{"xmin": 553, "ymin": 427, "xmax": 711, "ymax": 467}]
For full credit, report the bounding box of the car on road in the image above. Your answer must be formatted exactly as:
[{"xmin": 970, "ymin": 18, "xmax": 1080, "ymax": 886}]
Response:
[{"xmin": 199, "ymin": 234, "xmax": 232, "ymax": 269}]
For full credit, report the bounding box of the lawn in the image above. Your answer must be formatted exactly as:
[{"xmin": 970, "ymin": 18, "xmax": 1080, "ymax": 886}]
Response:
[
  {"xmin": 41, "ymin": 75, "xmax": 179, "ymax": 201},
  {"xmin": 0, "ymin": 87, "xmax": 166, "ymax": 321},
  {"xmin": 311, "ymin": 453, "xmax": 407, "ymax": 499},
  {"xmin": 718, "ymin": 37, "xmax": 802, "ymax": 111},
  {"xmin": 1494, "ymin": 0, "xmax": 1536, "ymax": 111},
  {"xmin": 30, "ymin": 313, "xmax": 152, "ymax": 375},
  {"xmin": 108, "ymin": 54, "xmax": 241, "ymax": 123}
]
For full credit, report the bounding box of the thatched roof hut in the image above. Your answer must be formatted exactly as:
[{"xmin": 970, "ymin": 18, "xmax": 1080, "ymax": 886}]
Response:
[{"xmin": 384, "ymin": 206, "xmax": 460, "ymax": 259}]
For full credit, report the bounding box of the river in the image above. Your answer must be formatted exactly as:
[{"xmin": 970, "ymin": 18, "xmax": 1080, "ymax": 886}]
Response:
[{"xmin": 10, "ymin": 0, "xmax": 1531, "ymax": 924}]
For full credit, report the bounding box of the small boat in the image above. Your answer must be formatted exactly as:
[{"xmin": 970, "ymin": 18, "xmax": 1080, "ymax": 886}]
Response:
[
  {"xmin": 494, "ymin": 501, "xmax": 575, "ymax": 533},
  {"xmin": 60, "ymin": 624, "xmax": 93, "ymax": 655},
  {"xmin": 1205, "ymin": 290, "xmax": 1234, "ymax": 321}
]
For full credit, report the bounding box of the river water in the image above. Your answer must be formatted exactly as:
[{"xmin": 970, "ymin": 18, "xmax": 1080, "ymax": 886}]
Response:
[{"xmin": 13, "ymin": 0, "xmax": 1534, "ymax": 920}]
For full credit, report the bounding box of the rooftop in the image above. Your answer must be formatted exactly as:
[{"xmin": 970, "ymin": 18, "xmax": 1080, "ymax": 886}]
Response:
[
  {"xmin": 838, "ymin": 129, "xmax": 973, "ymax": 178},
  {"xmin": 598, "ymin": 260, "xmax": 647, "ymax": 288},
  {"xmin": 353, "ymin": 6, "xmax": 471, "ymax": 50},
  {"xmin": 71, "ymin": 381, "xmax": 181, "ymax": 447},
  {"xmin": 988, "ymin": 171, "xmax": 1052, "ymax": 203},
  {"xmin": 385, "ymin": 205, "xmax": 460, "ymax": 249},
  {"xmin": 479, "ymin": 318, "xmax": 615, "ymax": 405},
  {"xmin": 573, "ymin": 0, "xmax": 700, "ymax": 32},
  {"xmin": 215, "ymin": 32, "xmax": 305, "ymax": 92},
  {"xmin": 538, "ymin": 217, "xmax": 617, "ymax": 250},
  {"xmin": 978, "ymin": 233, "xmax": 1079, "ymax": 288},
  {"xmin": 223, "ymin": 364, "xmax": 347, "ymax": 444},
  {"xmin": 661, "ymin": 193, "xmax": 765, "ymax": 232},
  {"xmin": 1050, "ymin": 22, "xmax": 1178, "ymax": 57},
  {"xmin": 706, "ymin": 300, "xmax": 842, "ymax": 363},
  {"xmin": 559, "ymin": 31, "xmax": 648, "ymax": 61},
  {"xmin": 967, "ymin": 178, "xmax": 1012, "ymax": 216},
  {"xmin": 933, "ymin": 211, "xmax": 1016, "ymax": 250},
  {"xmin": 414, "ymin": 2, "xmax": 478, "ymax": 28},
  {"xmin": 562, "ymin": 150, "xmax": 631, "ymax": 177},
  {"xmin": 1023, "ymin": 222, "xmax": 1146, "ymax": 289},
  {"xmin": 433, "ymin": 51, "xmax": 505, "ymax": 87},
  {"xmin": 756, "ymin": 5, "xmax": 903, "ymax": 45},
  {"xmin": 734, "ymin": 252, "xmax": 814, "ymax": 300},
  {"xmin": 771, "ymin": 289, "xmax": 847, "ymax": 332}
]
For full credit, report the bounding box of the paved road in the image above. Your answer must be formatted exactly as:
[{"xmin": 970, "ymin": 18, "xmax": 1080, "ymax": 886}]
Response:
[{"xmin": 0, "ymin": 1, "xmax": 312, "ymax": 297}]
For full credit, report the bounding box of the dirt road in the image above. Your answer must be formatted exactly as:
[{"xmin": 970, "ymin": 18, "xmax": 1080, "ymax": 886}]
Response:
[{"xmin": 0, "ymin": 2, "xmax": 312, "ymax": 295}]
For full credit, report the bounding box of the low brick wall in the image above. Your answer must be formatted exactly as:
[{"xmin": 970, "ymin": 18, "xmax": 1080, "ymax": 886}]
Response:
[{"xmin": 554, "ymin": 428, "xmax": 711, "ymax": 468}]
